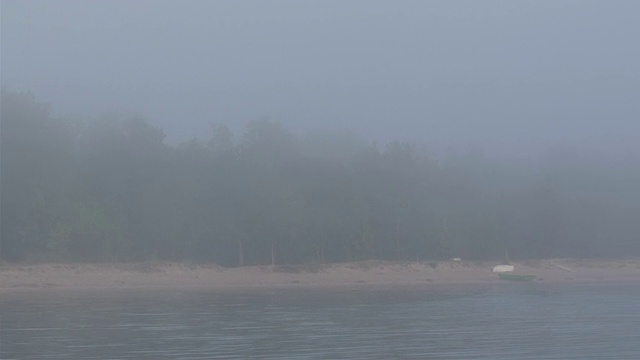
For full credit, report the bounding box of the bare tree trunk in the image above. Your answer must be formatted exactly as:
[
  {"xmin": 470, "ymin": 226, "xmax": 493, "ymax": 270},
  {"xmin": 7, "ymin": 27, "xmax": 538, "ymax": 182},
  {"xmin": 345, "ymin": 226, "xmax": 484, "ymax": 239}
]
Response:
[
  {"xmin": 271, "ymin": 239, "xmax": 276, "ymax": 268},
  {"xmin": 315, "ymin": 238, "xmax": 326, "ymax": 264},
  {"xmin": 237, "ymin": 238, "xmax": 244, "ymax": 267},
  {"xmin": 396, "ymin": 218, "xmax": 401, "ymax": 260}
]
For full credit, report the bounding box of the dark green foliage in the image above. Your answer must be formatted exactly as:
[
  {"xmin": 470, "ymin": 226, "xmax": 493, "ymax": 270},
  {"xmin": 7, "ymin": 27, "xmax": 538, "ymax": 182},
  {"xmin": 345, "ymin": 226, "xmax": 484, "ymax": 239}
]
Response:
[{"xmin": 2, "ymin": 90, "xmax": 639, "ymax": 263}]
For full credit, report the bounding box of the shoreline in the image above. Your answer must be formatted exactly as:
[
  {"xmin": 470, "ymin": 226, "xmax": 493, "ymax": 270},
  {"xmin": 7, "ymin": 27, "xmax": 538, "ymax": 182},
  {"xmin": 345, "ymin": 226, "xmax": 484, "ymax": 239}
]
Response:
[{"xmin": 2, "ymin": 259, "xmax": 639, "ymax": 292}]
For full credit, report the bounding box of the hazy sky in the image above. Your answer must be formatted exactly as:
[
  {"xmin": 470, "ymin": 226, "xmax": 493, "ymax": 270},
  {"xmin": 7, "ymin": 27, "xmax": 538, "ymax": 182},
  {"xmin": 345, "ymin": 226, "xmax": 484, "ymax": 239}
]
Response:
[{"xmin": 2, "ymin": 0, "xmax": 639, "ymax": 156}]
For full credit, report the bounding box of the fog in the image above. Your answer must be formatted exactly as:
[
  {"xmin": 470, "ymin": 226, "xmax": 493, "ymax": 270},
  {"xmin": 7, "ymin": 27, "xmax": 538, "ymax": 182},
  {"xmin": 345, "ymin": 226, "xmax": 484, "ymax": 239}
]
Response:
[
  {"xmin": 3, "ymin": 0, "xmax": 639, "ymax": 157},
  {"xmin": 1, "ymin": 1, "xmax": 639, "ymax": 264}
]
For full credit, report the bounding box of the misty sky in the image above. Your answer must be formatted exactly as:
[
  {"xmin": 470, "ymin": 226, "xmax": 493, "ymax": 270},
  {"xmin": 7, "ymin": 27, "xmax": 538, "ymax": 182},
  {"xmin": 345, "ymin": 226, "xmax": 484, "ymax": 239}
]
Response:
[{"xmin": 2, "ymin": 0, "xmax": 639, "ymax": 157}]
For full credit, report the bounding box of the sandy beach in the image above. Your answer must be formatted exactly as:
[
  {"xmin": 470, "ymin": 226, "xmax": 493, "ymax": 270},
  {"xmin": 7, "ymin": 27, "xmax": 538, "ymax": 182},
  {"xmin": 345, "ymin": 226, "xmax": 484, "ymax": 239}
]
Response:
[{"xmin": 1, "ymin": 259, "xmax": 639, "ymax": 291}]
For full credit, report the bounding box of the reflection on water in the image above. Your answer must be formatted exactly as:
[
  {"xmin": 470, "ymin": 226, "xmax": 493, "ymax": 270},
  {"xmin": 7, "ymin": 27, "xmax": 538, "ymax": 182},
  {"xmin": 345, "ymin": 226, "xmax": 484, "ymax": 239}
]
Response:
[{"xmin": 2, "ymin": 284, "xmax": 639, "ymax": 359}]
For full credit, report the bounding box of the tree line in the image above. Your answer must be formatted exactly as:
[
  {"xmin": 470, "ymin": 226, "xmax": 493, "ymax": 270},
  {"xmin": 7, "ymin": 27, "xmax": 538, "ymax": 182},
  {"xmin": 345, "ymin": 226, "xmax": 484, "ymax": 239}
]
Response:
[{"xmin": 2, "ymin": 90, "xmax": 639, "ymax": 265}]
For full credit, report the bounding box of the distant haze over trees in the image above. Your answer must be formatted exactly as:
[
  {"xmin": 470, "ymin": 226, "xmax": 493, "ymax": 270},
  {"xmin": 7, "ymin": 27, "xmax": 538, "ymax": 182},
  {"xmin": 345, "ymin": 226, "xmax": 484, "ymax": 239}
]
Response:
[{"xmin": 2, "ymin": 90, "xmax": 639, "ymax": 264}]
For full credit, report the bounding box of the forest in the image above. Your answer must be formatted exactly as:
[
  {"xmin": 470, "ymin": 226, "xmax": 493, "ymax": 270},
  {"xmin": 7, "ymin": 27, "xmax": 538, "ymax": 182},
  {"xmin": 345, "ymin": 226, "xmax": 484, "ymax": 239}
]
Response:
[{"xmin": 2, "ymin": 89, "xmax": 639, "ymax": 265}]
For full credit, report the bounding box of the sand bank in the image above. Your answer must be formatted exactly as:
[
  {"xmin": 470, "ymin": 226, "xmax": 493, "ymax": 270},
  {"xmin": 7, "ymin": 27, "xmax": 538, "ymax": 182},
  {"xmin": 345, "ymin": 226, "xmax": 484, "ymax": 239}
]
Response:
[{"xmin": 1, "ymin": 259, "xmax": 639, "ymax": 291}]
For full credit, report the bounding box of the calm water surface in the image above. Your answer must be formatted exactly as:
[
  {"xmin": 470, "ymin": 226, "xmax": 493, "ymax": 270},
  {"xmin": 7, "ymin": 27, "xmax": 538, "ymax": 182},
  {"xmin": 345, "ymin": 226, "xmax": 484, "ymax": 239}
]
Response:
[{"xmin": 2, "ymin": 283, "xmax": 639, "ymax": 359}]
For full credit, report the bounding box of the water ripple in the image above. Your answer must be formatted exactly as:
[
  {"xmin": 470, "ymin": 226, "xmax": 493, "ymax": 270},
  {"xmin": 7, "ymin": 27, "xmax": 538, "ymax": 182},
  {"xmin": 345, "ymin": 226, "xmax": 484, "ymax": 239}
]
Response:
[{"xmin": 2, "ymin": 284, "xmax": 640, "ymax": 359}]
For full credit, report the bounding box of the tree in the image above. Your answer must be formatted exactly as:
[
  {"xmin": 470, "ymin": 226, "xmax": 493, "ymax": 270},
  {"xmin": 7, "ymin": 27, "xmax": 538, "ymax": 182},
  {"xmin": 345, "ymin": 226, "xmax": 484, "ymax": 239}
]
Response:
[{"xmin": 1, "ymin": 90, "xmax": 75, "ymax": 259}]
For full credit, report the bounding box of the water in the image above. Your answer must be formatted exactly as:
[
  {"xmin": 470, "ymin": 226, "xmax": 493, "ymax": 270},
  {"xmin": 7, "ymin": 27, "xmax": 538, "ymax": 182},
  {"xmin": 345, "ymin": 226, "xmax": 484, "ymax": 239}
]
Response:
[{"xmin": 2, "ymin": 284, "xmax": 639, "ymax": 359}]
